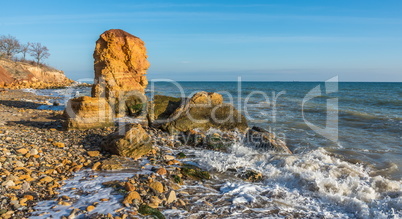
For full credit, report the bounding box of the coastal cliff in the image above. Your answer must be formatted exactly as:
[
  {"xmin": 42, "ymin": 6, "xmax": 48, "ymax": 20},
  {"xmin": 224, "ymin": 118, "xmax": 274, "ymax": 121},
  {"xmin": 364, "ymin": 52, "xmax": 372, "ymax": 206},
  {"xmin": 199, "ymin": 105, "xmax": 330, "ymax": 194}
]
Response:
[{"xmin": 0, "ymin": 58, "xmax": 72, "ymax": 89}]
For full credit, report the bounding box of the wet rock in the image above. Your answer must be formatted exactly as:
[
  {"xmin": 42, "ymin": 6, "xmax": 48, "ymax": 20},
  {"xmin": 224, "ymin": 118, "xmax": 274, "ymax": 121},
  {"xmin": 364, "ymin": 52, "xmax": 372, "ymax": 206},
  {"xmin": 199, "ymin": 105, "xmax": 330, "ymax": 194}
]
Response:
[
  {"xmin": 153, "ymin": 92, "xmax": 248, "ymax": 134},
  {"xmin": 86, "ymin": 205, "xmax": 95, "ymax": 212},
  {"xmin": 180, "ymin": 165, "xmax": 211, "ymax": 180},
  {"xmin": 155, "ymin": 168, "xmax": 167, "ymax": 176},
  {"xmin": 149, "ymin": 181, "xmax": 164, "ymax": 193},
  {"xmin": 100, "ymin": 158, "xmax": 123, "ymax": 171},
  {"xmin": 166, "ymin": 190, "xmax": 176, "ymax": 204},
  {"xmin": 102, "ymin": 124, "xmax": 152, "ymax": 160},
  {"xmin": 239, "ymin": 170, "xmax": 263, "ymax": 182},
  {"xmin": 122, "ymin": 191, "xmax": 141, "ymax": 205},
  {"xmin": 245, "ymin": 126, "xmax": 292, "ymax": 154},
  {"xmin": 138, "ymin": 205, "xmax": 165, "ymax": 219}
]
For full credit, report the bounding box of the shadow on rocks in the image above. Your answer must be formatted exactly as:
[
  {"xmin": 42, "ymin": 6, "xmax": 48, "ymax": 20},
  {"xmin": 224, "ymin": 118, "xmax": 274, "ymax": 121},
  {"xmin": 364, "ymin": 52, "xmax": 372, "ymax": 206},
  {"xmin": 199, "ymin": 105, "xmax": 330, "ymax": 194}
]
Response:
[
  {"xmin": 0, "ymin": 100, "xmax": 44, "ymax": 110},
  {"xmin": 12, "ymin": 115, "xmax": 64, "ymax": 130}
]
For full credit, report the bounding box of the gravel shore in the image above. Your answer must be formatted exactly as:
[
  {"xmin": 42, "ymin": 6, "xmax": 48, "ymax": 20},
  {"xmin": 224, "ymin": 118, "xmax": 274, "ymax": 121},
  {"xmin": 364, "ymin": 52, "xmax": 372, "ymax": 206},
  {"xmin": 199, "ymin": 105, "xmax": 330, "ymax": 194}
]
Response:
[{"xmin": 0, "ymin": 89, "xmax": 227, "ymax": 219}]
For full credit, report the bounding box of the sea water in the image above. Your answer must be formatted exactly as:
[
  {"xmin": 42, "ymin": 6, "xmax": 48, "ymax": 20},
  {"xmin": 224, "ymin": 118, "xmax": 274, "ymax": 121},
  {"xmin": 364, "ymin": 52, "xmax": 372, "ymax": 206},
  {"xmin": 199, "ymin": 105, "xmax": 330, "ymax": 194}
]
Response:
[{"xmin": 29, "ymin": 82, "xmax": 402, "ymax": 218}]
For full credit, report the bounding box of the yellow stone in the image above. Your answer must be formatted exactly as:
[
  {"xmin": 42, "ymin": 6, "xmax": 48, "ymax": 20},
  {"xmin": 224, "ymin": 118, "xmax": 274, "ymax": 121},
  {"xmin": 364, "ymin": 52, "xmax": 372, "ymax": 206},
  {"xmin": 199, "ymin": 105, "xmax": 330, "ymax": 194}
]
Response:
[
  {"xmin": 24, "ymin": 195, "xmax": 34, "ymax": 201},
  {"xmin": 149, "ymin": 181, "xmax": 164, "ymax": 193},
  {"xmin": 52, "ymin": 142, "xmax": 65, "ymax": 148},
  {"xmin": 58, "ymin": 201, "xmax": 71, "ymax": 206},
  {"xmin": 91, "ymin": 162, "xmax": 102, "ymax": 171},
  {"xmin": 40, "ymin": 176, "xmax": 53, "ymax": 183},
  {"xmin": 122, "ymin": 191, "xmax": 141, "ymax": 205},
  {"xmin": 16, "ymin": 148, "xmax": 28, "ymax": 155},
  {"xmin": 156, "ymin": 168, "xmax": 167, "ymax": 175},
  {"xmin": 86, "ymin": 205, "xmax": 96, "ymax": 212},
  {"xmin": 87, "ymin": 151, "xmax": 100, "ymax": 157}
]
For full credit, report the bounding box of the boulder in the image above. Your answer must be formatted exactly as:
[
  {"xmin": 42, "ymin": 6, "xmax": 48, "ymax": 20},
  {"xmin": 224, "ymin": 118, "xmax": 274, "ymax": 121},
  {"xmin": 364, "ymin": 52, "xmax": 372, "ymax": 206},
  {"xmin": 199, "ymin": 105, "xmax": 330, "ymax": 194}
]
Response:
[
  {"xmin": 92, "ymin": 29, "xmax": 150, "ymax": 108},
  {"xmin": 244, "ymin": 126, "xmax": 292, "ymax": 154},
  {"xmin": 64, "ymin": 96, "xmax": 114, "ymax": 129},
  {"xmin": 148, "ymin": 95, "xmax": 183, "ymax": 125},
  {"xmin": 157, "ymin": 91, "xmax": 248, "ymax": 133},
  {"xmin": 102, "ymin": 124, "xmax": 152, "ymax": 160}
]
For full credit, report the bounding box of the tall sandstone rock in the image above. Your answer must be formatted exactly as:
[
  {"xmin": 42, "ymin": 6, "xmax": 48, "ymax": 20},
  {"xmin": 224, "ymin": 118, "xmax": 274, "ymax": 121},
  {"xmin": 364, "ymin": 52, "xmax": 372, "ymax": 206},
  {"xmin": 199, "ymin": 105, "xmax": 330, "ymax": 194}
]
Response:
[
  {"xmin": 65, "ymin": 29, "xmax": 149, "ymax": 129},
  {"xmin": 92, "ymin": 29, "xmax": 150, "ymax": 101}
]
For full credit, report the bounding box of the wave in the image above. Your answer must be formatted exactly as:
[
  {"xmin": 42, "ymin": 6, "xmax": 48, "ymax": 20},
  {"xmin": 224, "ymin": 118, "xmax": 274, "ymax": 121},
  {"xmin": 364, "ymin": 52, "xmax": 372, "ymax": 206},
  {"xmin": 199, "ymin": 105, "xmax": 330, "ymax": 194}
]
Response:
[{"xmin": 179, "ymin": 144, "xmax": 402, "ymax": 218}]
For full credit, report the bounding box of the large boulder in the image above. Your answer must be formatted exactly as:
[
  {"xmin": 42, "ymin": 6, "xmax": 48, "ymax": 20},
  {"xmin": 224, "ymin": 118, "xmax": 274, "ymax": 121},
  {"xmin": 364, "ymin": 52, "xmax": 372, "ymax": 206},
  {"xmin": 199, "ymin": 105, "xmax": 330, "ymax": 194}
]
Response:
[
  {"xmin": 102, "ymin": 124, "xmax": 153, "ymax": 160},
  {"xmin": 150, "ymin": 91, "xmax": 248, "ymax": 133},
  {"xmin": 92, "ymin": 29, "xmax": 150, "ymax": 108},
  {"xmin": 64, "ymin": 96, "xmax": 114, "ymax": 129}
]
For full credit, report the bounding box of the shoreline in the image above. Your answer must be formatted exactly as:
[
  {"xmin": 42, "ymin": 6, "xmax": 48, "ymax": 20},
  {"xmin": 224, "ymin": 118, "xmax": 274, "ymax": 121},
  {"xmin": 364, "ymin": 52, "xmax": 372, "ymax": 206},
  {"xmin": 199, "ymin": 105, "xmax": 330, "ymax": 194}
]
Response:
[
  {"xmin": 0, "ymin": 89, "xmax": 227, "ymax": 218},
  {"xmin": 1, "ymin": 89, "xmax": 401, "ymax": 218}
]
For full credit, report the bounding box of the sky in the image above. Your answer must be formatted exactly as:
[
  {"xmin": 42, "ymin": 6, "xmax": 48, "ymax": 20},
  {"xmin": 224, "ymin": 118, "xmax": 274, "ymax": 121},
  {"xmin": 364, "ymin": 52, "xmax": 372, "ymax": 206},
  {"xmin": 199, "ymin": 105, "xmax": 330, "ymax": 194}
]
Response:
[{"xmin": 1, "ymin": 0, "xmax": 402, "ymax": 82}]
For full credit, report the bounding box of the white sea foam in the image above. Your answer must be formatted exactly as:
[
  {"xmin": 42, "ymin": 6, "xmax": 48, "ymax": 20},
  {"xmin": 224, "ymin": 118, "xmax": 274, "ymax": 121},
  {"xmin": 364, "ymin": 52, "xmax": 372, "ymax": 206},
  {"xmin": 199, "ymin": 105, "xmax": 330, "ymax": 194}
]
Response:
[{"xmin": 177, "ymin": 144, "xmax": 402, "ymax": 218}]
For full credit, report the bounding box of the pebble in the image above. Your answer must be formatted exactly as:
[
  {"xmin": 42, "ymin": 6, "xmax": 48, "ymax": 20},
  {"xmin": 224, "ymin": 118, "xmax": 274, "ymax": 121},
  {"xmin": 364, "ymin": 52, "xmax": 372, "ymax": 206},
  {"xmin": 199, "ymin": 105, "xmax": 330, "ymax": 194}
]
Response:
[
  {"xmin": 166, "ymin": 190, "xmax": 177, "ymax": 204},
  {"xmin": 123, "ymin": 191, "xmax": 141, "ymax": 205},
  {"xmin": 86, "ymin": 205, "xmax": 96, "ymax": 212},
  {"xmin": 149, "ymin": 181, "xmax": 164, "ymax": 193},
  {"xmin": 16, "ymin": 148, "xmax": 28, "ymax": 155},
  {"xmin": 87, "ymin": 151, "xmax": 100, "ymax": 157}
]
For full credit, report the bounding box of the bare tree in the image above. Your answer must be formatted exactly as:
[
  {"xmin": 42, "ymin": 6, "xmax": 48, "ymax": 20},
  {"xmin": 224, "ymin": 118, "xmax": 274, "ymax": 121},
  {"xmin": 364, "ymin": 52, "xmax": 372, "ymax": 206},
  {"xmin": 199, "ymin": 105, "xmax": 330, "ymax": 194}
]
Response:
[
  {"xmin": 29, "ymin": 42, "xmax": 50, "ymax": 65},
  {"xmin": 0, "ymin": 35, "xmax": 21, "ymax": 59},
  {"xmin": 19, "ymin": 42, "xmax": 31, "ymax": 60}
]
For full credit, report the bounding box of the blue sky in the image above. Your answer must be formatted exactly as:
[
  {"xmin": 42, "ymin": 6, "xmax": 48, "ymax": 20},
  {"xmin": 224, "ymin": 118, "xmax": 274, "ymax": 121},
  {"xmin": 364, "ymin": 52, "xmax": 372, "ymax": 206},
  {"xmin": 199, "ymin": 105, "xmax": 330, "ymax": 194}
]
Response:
[{"xmin": 1, "ymin": 0, "xmax": 402, "ymax": 81}]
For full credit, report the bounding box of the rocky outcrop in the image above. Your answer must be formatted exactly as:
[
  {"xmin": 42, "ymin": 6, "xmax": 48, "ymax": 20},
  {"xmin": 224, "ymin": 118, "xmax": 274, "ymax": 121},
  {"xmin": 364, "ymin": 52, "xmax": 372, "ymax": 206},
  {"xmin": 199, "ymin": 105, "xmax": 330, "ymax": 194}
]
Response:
[
  {"xmin": 64, "ymin": 29, "xmax": 150, "ymax": 129},
  {"xmin": 102, "ymin": 124, "xmax": 153, "ymax": 160},
  {"xmin": 150, "ymin": 91, "xmax": 248, "ymax": 134},
  {"xmin": 64, "ymin": 96, "xmax": 114, "ymax": 129},
  {"xmin": 0, "ymin": 58, "xmax": 72, "ymax": 89},
  {"xmin": 92, "ymin": 29, "xmax": 150, "ymax": 104}
]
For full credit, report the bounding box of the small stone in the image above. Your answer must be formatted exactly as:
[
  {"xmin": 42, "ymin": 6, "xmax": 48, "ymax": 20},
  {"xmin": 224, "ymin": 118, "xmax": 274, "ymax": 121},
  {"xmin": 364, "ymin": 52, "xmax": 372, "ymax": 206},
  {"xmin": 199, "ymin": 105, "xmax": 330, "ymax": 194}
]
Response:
[
  {"xmin": 91, "ymin": 162, "xmax": 101, "ymax": 171},
  {"xmin": 122, "ymin": 191, "xmax": 141, "ymax": 205},
  {"xmin": 178, "ymin": 199, "xmax": 186, "ymax": 206},
  {"xmin": 19, "ymin": 198, "xmax": 28, "ymax": 206},
  {"xmin": 164, "ymin": 155, "xmax": 175, "ymax": 161},
  {"xmin": 16, "ymin": 148, "xmax": 28, "ymax": 155},
  {"xmin": 156, "ymin": 168, "xmax": 167, "ymax": 175},
  {"xmin": 87, "ymin": 151, "xmax": 100, "ymax": 157},
  {"xmin": 24, "ymin": 195, "xmax": 34, "ymax": 201},
  {"xmin": 149, "ymin": 181, "xmax": 164, "ymax": 193},
  {"xmin": 149, "ymin": 196, "xmax": 162, "ymax": 208},
  {"xmin": 15, "ymin": 161, "xmax": 24, "ymax": 167},
  {"xmin": 58, "ymin": 201, "xmax": 71, "ymax": 206},
  {"xmin": 40, "ymin": 176, "xmax": 53, "ymax": 183},
  {"xmin": 86, "ymin": 205, "xmax": 95, "ymax": 212},
  {"xmin": 52, "ymin": 142, "xmax": 65, "ymax": 148},
  {"xmin": 29, "ymin": 149, "xmax": 38, "ymax": 155},
  {"xmin": 2, "ymin": 180, "xmax": 15, "ymax": 188},
  {"xmin": 124, "ymin": 181, "xmax": 135, "ymax": 192},
  {"xmin": 166, "ymin": 190, "xmax": 176, "ymax": 204},
  {"xmin": 100, "ymin": 198, "xmax": 109, "ymax": 202}
]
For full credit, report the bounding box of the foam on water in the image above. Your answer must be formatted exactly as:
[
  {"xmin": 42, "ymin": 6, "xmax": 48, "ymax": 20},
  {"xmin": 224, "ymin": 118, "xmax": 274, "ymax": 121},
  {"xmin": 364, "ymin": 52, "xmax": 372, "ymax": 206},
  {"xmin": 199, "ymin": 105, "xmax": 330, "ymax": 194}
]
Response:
[{"xmin": 177, "ymin": 143, "xmax": 402, "ymax": 218}]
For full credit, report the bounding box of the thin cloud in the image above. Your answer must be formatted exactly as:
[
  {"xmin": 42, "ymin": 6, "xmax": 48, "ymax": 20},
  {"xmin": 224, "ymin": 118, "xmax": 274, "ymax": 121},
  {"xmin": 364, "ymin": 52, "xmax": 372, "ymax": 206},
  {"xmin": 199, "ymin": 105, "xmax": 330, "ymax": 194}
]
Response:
[{"xmin": 2, "ymin": 11, "xmax": 402, "ymax": 26}]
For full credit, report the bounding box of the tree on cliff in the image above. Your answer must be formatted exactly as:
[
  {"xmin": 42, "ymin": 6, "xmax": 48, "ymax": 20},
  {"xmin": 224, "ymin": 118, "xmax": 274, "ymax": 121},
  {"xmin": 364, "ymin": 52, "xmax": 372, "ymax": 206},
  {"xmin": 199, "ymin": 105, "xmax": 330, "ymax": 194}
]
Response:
[
  {"xmin": 29, "ymin": 42, "xmax": 50, "ymax": 65},
  {"xmin": 0, "ymin": 35, "xmax": 21, "ymax": 59},
  {"xmin": 19, "ymin": 43, "xmax": 31, "ymax": 60}
]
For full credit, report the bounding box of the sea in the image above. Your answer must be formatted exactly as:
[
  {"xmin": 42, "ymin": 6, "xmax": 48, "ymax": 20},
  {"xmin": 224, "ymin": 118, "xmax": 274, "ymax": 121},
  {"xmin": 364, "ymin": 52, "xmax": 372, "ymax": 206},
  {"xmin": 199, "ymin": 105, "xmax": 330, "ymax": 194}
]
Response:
[{"xmin": 28, "ymin": 81, "xmax": 402, "ymax": 218}]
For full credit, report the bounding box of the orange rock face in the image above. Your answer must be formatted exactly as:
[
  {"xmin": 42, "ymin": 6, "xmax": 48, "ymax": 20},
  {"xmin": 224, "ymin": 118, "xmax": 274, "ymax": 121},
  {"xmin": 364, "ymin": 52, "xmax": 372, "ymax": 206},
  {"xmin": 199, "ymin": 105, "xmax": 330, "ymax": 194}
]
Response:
[
  {"xmin": 64, "ymin": 96, "xmax": 114, "ymax": 129},
  {"xmin": 92, "ymin": 29, "xmax": 150, "ymax": 101}
]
